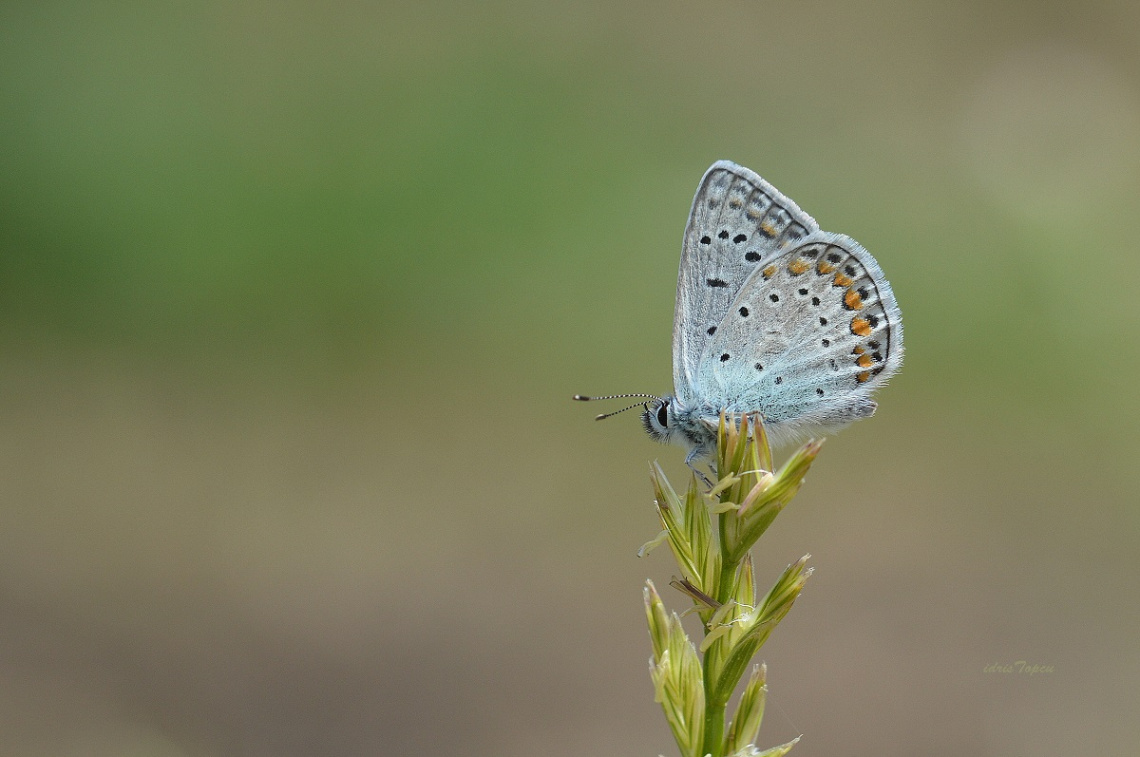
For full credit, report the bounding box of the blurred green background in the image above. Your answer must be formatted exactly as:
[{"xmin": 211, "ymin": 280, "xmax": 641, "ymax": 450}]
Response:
[{"xmin": 2, "ymin": 1, "xmax": 1139, "ymax": 755}]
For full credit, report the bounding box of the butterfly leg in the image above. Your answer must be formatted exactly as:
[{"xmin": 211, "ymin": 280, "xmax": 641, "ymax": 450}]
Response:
[{"xmin": 684, "ymin": 450, "xmax": 715, "ymax": 489}]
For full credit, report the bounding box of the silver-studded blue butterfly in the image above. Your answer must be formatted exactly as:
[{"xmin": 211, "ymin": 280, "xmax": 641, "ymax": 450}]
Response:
[{"xmin": 576, "ymin": 161, "xmax": 903, "ymax": 467}]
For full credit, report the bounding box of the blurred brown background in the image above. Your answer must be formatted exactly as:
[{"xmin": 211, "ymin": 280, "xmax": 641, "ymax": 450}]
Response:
[{"xmin": 2, "ymin": 1, "xmax": 1139, "ymax": 755}]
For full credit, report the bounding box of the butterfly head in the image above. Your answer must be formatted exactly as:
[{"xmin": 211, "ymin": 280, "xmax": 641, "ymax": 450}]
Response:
[
  {"xmin": 574, "ymin": 392, "xmax": 674, "ymax": 442},
  {"xmin": 575, "ymin": 393, "xmax": 717, "ymax": 458},
  {"xmin": 640, "ymin": 396, "xmax": 674, "ymax": 444}
]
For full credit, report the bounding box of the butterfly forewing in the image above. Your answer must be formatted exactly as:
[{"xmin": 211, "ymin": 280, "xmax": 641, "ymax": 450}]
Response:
[
  {"xmin": 696, "ymin": 231, "xmax": 903, "ymax": 434},
  {"xmin": 672, "ymin": 161, "xmax": 820, "ymax": 405}
]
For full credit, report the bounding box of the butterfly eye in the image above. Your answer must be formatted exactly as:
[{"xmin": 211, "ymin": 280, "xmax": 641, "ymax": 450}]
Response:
[{"xmin": 656, "ymin": 401, "xmax": 669, "ymax": 428}]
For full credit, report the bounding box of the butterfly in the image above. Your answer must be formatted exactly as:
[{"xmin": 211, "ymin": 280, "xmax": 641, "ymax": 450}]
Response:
[{"xmin": 576, "ymin": 161, "xmax": 903, "ymax": 468}]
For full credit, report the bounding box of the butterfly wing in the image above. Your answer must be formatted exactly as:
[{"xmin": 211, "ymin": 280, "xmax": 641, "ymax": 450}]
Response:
[
  {"xmin": 673, "ymin": 162, "xmax": 820, "ymax": 405},
  {"xmin": 695, "ymin": 231, "xmax": 904, "ymax": 443}
]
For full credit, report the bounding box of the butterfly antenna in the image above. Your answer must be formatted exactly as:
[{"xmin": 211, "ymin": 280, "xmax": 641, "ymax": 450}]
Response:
[{"xmin": 573, "ymin": 393, "xmax": 663, "ymax": 421}]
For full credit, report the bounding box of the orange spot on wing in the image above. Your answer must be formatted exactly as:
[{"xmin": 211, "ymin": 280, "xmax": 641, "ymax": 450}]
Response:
[
  {"xmin": 856, "ymin": 371, "xmax": 871, "ymax": 383},
  {"xmin": 762, "ymin": 264, "xmax": 778, "ymax": 279},
  {"xmin": 833, "ymin": 273, "xmax": 854, "ymax": 288},
  {"xmin": 760, "ymin": 222, "xmax": 776, "ymax": 237},
  {"xmin": 817, "ymin": 261, "xmax": 835, "ymax": 275},
  {"xmin": 844, "ymin": 288, "xmax": 864, "ymax": 309},
  {"xmin": 851, "ymin": 317, "xmax": 872, "ymax": 336},
  {"xmin": 857, "ymin": 354, "xmax": 873, "ymax": 368},
  {"xmin": 787, "ymin": 259, "xmax": 810, "ymax": 275},
  {"xmin": 852, "ymin": 345, "xmax": 865, "ymax": 354}
]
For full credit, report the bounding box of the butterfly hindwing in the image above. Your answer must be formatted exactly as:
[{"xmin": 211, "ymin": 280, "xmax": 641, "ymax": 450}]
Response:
[
  {"xmin": 672, "ymin": 161, "xmax": 820, "ymax": 405},
  {"xmin": 695, "ymin": 231, "xmax": 904, "ymax": 441}
]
